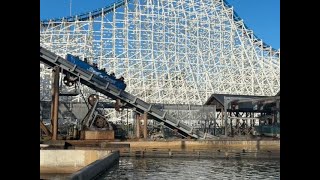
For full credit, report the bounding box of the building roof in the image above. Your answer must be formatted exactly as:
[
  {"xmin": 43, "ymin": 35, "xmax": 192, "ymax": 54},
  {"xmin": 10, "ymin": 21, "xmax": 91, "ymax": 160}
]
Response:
[
  {"xmin": 205, "ymin": 94, "xmax": 267, "ymax": 106},
  {"xmin": 204, "ymin": 93, "xmax": 278, "ymax": 112}
]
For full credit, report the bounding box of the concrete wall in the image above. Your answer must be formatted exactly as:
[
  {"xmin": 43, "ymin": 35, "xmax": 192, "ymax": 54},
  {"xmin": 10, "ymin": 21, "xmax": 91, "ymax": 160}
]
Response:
[
  {"xmin": 40, "ymin": 150, "xmax": 112, "ymax": 173},
  {"xmin": 80, "ymin": 130, "xmax": 115, "ymax": 140},
  {"xmin": 111, "ymin": 140, "xmax": 280, "ymax": 151}
]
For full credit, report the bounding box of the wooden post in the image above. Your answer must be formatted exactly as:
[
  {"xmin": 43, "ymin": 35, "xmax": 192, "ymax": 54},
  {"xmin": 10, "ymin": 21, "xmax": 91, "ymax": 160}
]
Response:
[
  {"xmin": 143, "ymin": 112, "xmax": 148, "ymax": 139},
  {"xmin": 136, "ymin": 114, "xmax": 140, "ymax": 138},
  {"xmin": 51, "ymin": 66, "xmax": 60, "ymax": 140},
  {"xmin": 40, "ymin": 120, "xmax": 52, "ymax": 137}
]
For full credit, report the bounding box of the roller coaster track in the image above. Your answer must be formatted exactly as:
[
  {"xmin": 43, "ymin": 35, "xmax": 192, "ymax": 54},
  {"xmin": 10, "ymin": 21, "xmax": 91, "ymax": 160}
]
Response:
[
  {"xmin": 40, "ymin": 0, "xmax": 129, "ymax": 27},
  {"xmin": 222, "ymin": 0, "xmax": 278, "ymax": 53},
  {"xmin": 40, "ymin": 0, "xmax": 278, "ymax": 54},
  {"xmin": 40, "ymin": 46, "xmax": 199, "ymax": 139}
]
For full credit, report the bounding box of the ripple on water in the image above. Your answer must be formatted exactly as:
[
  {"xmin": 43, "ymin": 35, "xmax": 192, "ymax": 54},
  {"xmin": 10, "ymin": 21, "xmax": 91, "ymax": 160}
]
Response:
[{"xmin": 96, "ymin": 157, "xmax": 280, "ymax": 180}]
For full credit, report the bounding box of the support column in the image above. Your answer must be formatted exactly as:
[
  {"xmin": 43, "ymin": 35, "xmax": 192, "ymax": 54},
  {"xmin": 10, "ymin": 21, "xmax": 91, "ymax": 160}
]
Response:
[
  {"xmin": 221, "ymin": 110, "xmax": 224, "ymax": 134},
  {"xmin": 143, "ymin": 112, "xmax": 148, "ymax": 139},
  {"xmin": 213, "ymin": 115, "xmax": 216, "ymax": 136},
  {"xmin": 51, "ymin": 66, "xmax": 60, "ymax": 140},
  {"xmin": 126, "ymin": 108, "xmax": 129, "ymax": 137},
  {"xmin": 224, "ymin": 98, "xmax": 229, "ymax": 136},
  {"xmin": 204, "ymin": 112, "xmax": 207, "ymax": 134},
  {"xmin": 276, "ymin": 100, "xmax": 280, "ymax": 124},
  {"xmin": 136, "ymin": 114, "xmax": 140, "ymax": 138}
]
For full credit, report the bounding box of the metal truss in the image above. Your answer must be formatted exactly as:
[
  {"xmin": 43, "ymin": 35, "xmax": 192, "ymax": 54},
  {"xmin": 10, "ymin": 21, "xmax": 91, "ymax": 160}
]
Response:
[{"xmin": 40, "ymin": 0, "xmax": 280, "ymax": 123}]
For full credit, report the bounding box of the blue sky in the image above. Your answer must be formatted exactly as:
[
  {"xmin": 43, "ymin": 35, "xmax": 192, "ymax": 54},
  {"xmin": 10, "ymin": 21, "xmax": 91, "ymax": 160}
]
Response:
[{"xmin": 40, "ymin": 0, "xmax": 279, "ymax": 49}]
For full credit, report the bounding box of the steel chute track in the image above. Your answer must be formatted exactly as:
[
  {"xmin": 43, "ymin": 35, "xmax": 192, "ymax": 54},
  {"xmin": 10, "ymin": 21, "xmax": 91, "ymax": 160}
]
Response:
[{"xmin": 40, "ymin": 46, "xmax": 199, "ymax": 139}]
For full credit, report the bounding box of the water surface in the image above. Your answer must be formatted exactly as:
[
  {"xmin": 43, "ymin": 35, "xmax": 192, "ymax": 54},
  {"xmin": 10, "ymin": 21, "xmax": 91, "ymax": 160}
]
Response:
[{"xmin": 97, "ymin": 157, "xmax": 280, "ymax": 180}]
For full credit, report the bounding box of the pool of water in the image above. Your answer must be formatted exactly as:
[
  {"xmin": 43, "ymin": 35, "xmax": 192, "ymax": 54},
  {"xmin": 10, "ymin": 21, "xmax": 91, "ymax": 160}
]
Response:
[{"xmin": 96, "ymin": 157, "xmax": 280, "ymax": 180}]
